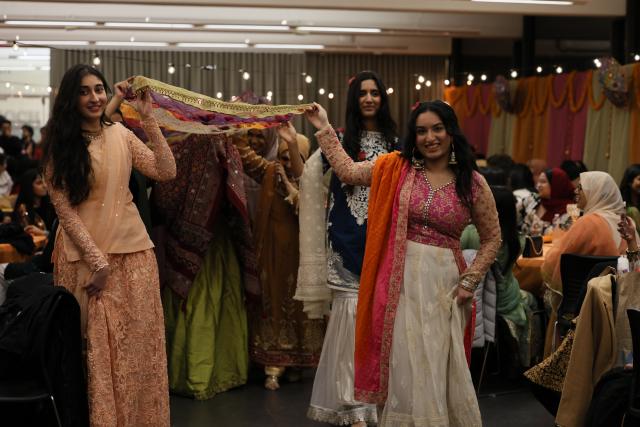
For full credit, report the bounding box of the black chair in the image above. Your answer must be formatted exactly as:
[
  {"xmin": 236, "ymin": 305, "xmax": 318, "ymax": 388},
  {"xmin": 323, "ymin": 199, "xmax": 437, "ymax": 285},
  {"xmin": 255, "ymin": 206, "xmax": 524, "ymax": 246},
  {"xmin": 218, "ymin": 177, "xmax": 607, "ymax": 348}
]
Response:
[
  {"xmin": 553, "ymin": 254, "xmax": 618, "ymax": 350},
  {"xmin": 0, "ymin": 273, "xmax": 88, "ymax": 427},
  {"xmin": 624, "ymin": 309, "xmax": 640, "ymax": 425}
]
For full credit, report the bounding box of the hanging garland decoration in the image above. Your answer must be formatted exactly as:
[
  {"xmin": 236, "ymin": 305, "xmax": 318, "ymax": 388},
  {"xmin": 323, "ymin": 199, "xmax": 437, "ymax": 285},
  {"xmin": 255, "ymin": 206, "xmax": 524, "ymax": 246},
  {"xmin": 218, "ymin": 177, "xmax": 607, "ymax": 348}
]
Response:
[
  {"xmin": 597, "ymin": 57, "xmax": 628, "ymax": 108},
  {"xmin": 567, "ymin": 71, "xmax": 590, "ymax": 113}
]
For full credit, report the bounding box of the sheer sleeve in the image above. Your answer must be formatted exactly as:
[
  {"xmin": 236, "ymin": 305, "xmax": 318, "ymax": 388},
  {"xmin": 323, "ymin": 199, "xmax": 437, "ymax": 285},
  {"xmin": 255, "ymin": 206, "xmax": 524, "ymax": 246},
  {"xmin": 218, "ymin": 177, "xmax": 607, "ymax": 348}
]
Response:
[
  {"xmin": 45, "ymin": 169, "xmax": 109, "ymax": 273},
  {"xmin": 460, "ymin": 174, "xmax": 501, "ymax": 289},
  {"xmin": 231, "ymin": 135, "xmax": 273, "ymax": 183},
  {"xmin": 126, "ymin": 117, "xmax": 176, "ymax": 182},
  {"xmin": 315, "ymin": 125, "xmax": 373, "ymax": 187}
]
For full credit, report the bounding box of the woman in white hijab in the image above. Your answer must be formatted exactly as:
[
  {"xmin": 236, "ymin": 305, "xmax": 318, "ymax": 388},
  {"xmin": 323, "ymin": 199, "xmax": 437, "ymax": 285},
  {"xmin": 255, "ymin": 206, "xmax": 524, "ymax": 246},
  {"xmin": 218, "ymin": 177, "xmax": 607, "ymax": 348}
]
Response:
[{"xmin": 542, "ymin": 171, "xmax": 628, "ymax": 298}]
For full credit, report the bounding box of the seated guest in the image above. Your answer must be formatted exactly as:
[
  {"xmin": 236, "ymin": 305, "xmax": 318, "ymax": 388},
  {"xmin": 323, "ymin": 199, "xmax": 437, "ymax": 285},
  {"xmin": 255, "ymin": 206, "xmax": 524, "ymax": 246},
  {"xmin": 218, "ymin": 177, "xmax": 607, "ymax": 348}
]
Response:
[
  {"xmin": 461, "ymin": 186, "xmax": 531, "ymax": 368},
  {"xmin": 542, "ymin": 171, "xmax": 627, "ymax": 310},
  {"xmin": 21, "ymin": 124, "xmax": 36, "ymax": 160},
  {"xmin": 11, "ymin": 169, "xmax": 56, "ymax": 236},
  {"xmin": 523, "ymin": 168, "xmax": 574, "ymax": 235},
  {"xmin": 0, "ymin": 153, "xmax": 13, "ymax": 197},
  {"xmin": 510, "ymin": 163, "xmax": 540, "ymax": 232},
  {"xmin": 620, "ymin": 164, "xmax": 640, "ymax": 233},
  {"xmin": 479, "ymin": 166, "xmax": 508, "ymax": 186},
  {"xmin": 487, "ymin": 153, "xmax": 514, "ymax": 174},
  {"xmin": 527, "ymin": 158, "xmax": 547, "ymax": 186},
  {"xmin": 560, "ymin": 160, "xmax": 588, "ymax": 187}
]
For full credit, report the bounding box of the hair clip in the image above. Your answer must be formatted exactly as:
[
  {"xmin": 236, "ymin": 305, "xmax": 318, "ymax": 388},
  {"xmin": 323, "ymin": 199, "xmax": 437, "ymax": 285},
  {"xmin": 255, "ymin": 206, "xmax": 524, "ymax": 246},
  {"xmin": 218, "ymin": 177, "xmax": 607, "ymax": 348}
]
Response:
[
  {"xmin": 411, "ymin": 101, "xmax": 421, "ymax": 111},
  {"xmin": 347, "ymin": 76, "xmax": 356, "ymax": 86}
]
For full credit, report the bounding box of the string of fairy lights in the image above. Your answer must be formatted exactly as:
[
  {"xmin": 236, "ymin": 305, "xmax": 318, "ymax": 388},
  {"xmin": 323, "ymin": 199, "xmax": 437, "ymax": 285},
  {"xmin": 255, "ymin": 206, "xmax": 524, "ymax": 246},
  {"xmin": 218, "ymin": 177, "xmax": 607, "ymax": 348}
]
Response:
[{"xmin": 3, "ymin": 40, "xmax": 640, "ymax": 100}]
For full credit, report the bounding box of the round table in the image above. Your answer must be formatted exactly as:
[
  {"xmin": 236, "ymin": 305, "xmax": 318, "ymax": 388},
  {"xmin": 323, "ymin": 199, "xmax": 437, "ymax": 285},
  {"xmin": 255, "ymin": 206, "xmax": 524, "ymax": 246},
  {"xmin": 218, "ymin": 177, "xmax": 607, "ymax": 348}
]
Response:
[{"xmin": 0, "ymin": 235, "xmax": 47, "ymax": 263}]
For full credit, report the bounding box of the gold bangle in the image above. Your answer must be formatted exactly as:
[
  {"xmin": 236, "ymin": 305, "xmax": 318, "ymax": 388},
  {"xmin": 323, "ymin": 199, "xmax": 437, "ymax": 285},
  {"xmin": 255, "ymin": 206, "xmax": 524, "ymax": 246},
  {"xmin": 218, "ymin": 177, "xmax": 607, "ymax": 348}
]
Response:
[{"xmin": 459, "ymin": 281, "xmax": 476, "ymax": 293}]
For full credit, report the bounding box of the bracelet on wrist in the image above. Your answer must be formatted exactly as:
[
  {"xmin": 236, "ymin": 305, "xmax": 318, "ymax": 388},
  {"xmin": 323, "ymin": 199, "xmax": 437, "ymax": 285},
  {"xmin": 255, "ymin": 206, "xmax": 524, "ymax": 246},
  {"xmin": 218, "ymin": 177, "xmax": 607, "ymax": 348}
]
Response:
[{"xmin": 458, "ymin": 281, "xmax": 476, "ymax": 293}]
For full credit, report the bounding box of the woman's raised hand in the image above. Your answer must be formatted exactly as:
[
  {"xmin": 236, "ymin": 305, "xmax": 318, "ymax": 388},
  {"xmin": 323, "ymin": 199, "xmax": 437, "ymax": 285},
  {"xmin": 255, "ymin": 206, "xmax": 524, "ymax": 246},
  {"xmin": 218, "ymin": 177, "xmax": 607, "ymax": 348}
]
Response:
[
  {"xmin": 134, "ymin": 89, "xmax": 153, "ymax": 120},
  {"xmin": 619, "ymin": 214, "xmax": 638, "ymax": 251},
  {"xmin": 305, "ymin": 103, "xmax": 330, "ymax": 130},
  {"xmin": 113, "ymin": 79, "xmax": 130, "ymax": 99},
  {"xmin": 277, "ymin": 122, "xmax": 297, "ymax": 144}
]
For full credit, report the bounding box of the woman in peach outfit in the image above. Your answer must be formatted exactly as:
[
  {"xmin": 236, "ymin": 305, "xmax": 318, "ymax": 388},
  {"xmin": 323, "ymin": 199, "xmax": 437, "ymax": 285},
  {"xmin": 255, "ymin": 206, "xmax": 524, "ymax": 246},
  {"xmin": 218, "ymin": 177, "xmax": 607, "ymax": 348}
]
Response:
[{"xmin": 43, "ymin": 64, "xmax": 176, "ymax": 426}]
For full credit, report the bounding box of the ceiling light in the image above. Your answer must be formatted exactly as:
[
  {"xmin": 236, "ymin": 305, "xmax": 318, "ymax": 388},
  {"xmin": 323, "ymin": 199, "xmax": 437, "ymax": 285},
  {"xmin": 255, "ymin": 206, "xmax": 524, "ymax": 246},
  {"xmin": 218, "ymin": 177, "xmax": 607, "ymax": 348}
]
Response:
[
  {"xmin": 203, "ymin": 24, "xmax": 289, "ymax": 31},
  {"xmin": 471, "ymin": 0, "xmax": 573, "ymax": 5},
  {"xmin": 466, "ymin": 80, "xmax": 472, "ymax": 86},
  {"xmin": 17, "ymin": 55, "xmax": 50, "ymax": 60},
  {"xmin": 444, "ymin": 79, "xmax": 451, "ymax": 86},
  {"xmin": 426, "ymin": 80, "xmax": 432, "ymax": 87},
  {"xmin": 510, "ymin": 70, "xmax": 518, "ymax": 78},
  {"xmin": 318, "ymin": 88, "xmax": 325, "ymax": 95},
  {"xmin": 480, "ymin": 74, "xmax": 487, "ymax": 81},
  {"xmin": 328, "ymin": 93, "xmax": 334, "ymax": 99},
  {"xmin": 145, "ymin": 17, "xmax": 150, "ymax": 22},
  {"xmin": 634, "ymin": 54, "xmax": 640, "ymax": 61},
  {"xmin": 12, "ymin": 41, "xmax": 19, "ymax": 50},
  {"xmin": 536, "ymin": 66, "xmax": 543, "ymax": 73},
  {"xmin": 104, "ymin": 22, "xmax": 193, "ymax": 29},
  {"xmin": 281, "ymin": 20, "xmax": 288, "ymax": 25},
  {"xmin": 415, "ymin": 83, "xmax": 422, "ymax": 90},
  {"xmin": 5, "ymin": 20, "xmax": 97, "ymax": 27},
  {"xmin": 92, "ymin": 54, "xmax": 101, "ymax": 66},
  {"xmin": 467, "ymin": 74, "xmax": 474, "ymax": 81},
  {"xmin": 24, "ymin": 85, "xmax": 30, "ymax": 90},
  {"xmin": 593, "ymin": 58, "xmax": 602, "ymax": 68},
  {"xmin": 176, "ymin": 43, "xmax": 249, "ymax": 48},
  {"xmin": 242, "ymin": 71, "xmax": 250, "ymax": 80},
  {"xmin": 4, "ymin": 83, "xmax": 10, "ymax": 88},
  {"xmin": 216, "ymin": 92, "xmax": 223, "ymax": 99},
  {"xmin": 305, "ymin": 75, "xmax": 313, "ymax": 83},
  {"xmin": 387, "ymin": 87, "xmax": 394, "ymax": 94},
  {"xmin": 267, "ymin": 91, "xmax": 273, "ymax": 97},
  {"xmin": 168, "ymin": 63, "xmax": 176, "ymax": 74},
  {"xmin": 418, "ymin": 75, "xmax": 425, "ymax": 83},
  {"xmin": 130, "ymin": 36, "xmax": 135, "ymax": 42},
  {"xmin": 296, "ymin": 26, "xmax": 381, "ymax": 33},
  {"xmin": 22, "ymin": 40, "xmax": 90, "ymax": 46},
  {"xmin": 555, "ymin": 66, "xmax": 563, "ymax": 74},
  {"xmin": 95, "ymin": 41, "xmax": 169, "ymax": 47},
  {"xmin": 297, "ymin": 94, "xmax": 304, "ymax": 101},
  {"xmin": 47, "ymin": 86, "xmax": 52, "ymax": 93},
  {"xmin": 254, "ymin": 44, "xmax": 324, "ymax": 50}
]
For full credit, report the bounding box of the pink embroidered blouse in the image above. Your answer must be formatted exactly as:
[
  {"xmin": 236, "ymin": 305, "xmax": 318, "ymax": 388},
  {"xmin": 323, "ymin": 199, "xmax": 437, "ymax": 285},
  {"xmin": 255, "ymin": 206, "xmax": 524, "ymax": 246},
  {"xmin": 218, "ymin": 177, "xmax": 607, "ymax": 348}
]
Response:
[{"xmin": 316, "ymin": 125, "xmax": 501, "ymax": 288}]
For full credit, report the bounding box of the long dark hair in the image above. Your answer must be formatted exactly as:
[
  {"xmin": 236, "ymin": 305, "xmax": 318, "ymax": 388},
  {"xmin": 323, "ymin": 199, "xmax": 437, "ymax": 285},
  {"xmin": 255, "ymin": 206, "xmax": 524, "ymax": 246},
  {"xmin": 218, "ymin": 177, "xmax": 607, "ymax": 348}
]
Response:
[
  {"xmin": 401, "ymin": 100, "xmax": 477, "ymax": 208},
  {"xmin": 510, "ymin": 163, "xmax": 536, "ymax": 192},
  {"xmin": 620, "ymin": 164, "xmax": 640, "ymax": 208},
  {"xmin": 42, "ymin": 64, "xmax": 112, "ymax": 205},
  {"xmin": 490, "ymin": 186, "xmax": 521, "ymax": 274},
  {"xmin": 12, "ymin": 168, "xmax": 56, "ymax": 229},
  {"xmin": 343, "ymin": 71, "xmax": 397, "ymax": 160}
]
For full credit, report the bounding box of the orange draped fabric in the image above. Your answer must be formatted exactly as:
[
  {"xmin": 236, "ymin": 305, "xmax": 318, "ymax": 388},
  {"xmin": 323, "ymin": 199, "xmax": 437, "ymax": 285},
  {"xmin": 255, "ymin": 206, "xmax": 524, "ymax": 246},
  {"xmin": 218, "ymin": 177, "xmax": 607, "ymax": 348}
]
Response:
[{"xmin": 512, "ymin": 77, "xmax": 550, "ymax": 163}]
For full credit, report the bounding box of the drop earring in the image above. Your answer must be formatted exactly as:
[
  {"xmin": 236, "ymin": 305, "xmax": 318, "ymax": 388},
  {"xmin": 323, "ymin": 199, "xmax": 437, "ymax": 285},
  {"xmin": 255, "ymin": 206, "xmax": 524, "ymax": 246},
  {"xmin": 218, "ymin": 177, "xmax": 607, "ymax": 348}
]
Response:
[
  {"xmin": 449, "ymin": 143, "xmax": 457, "ymax": 165},
  {"xmin": 411, "ymin": 147, "xmax": 425, "ymax": 169}
]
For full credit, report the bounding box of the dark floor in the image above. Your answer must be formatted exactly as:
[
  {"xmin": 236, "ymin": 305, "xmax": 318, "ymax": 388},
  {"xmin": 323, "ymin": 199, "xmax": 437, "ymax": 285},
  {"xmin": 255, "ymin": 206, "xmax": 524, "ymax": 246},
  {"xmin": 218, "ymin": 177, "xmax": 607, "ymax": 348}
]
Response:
[{"xmin": 169, "ymin": 368, "xmax": 555, "ymax": 427}]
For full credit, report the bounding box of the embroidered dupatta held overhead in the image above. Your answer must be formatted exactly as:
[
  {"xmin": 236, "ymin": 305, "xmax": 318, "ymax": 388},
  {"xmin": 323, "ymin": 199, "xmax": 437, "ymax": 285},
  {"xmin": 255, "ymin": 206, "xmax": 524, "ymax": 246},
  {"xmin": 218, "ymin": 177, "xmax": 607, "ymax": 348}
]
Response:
[{"xmin": 316, "ymin": 125, "xmax": 501, "ymax": 425}]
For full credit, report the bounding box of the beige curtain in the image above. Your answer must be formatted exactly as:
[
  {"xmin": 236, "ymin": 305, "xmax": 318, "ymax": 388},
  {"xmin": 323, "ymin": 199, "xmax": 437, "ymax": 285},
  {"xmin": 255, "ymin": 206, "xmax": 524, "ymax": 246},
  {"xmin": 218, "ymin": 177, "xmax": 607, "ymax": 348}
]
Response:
[{"xmin": 51, "ymin": 49, "xmax": 445, "ymax": 138}]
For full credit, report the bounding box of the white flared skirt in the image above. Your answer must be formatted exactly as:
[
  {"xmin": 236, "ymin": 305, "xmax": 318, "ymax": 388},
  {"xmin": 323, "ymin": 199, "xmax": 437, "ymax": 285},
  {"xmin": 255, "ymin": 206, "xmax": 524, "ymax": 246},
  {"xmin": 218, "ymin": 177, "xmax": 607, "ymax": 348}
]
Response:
[
  {"xmin": 380, "ymin": 241, "xmax": 481, "ymax": 427},
  {"xmin": 308, "ymin": 290, "xmax": 378, "ymax": 425}
]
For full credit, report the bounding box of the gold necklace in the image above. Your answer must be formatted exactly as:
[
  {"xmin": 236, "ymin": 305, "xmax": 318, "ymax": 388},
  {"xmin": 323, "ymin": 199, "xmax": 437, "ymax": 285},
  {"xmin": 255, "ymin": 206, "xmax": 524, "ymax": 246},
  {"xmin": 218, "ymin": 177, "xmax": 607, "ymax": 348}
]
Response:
[{"xmin": 82, "ymin": 128, "xmax": 103, "ymax": 141}]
